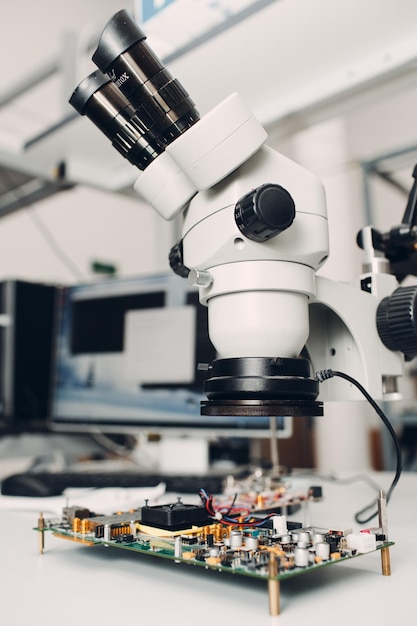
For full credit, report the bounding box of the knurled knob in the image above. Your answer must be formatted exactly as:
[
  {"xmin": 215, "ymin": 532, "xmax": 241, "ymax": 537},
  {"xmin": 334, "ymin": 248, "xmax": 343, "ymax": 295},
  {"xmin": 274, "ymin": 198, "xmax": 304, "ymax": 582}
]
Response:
[
  {"xmin": 234, "ymin": 183, "xmax": 296, "ymax": 242},
  {"xmin": 168, "ymin": 241, "xmax": 189, "ymax": 278},
  {"xmin": 376, "ymin": 285, "xmax": 417, "ymax": 359}
]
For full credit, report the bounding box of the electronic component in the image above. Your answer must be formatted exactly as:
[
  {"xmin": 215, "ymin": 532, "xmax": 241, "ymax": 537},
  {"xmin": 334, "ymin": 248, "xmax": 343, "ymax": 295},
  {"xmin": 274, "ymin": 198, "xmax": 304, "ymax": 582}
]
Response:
[
  {"xmin": 35, "ymin": 488, "xmax": 393, "ymax": 617},
  {"xmin": 141, "ymin": 501, "xmax": 212, "ymax": 531}
]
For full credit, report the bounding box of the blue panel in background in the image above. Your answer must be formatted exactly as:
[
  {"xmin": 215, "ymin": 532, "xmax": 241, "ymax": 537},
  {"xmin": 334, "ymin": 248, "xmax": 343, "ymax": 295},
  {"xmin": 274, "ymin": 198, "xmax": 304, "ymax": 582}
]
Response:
[{"xmin": 142, "ymin": 0, "xmax": 177, "ymax": 22}]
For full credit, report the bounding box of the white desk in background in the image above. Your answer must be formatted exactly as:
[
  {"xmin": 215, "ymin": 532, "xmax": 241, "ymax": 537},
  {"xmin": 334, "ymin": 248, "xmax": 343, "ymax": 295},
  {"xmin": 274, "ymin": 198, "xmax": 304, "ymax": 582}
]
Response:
[{"xmin": 0, "ymin": 470, "xmax": 416, "ymax": 626}]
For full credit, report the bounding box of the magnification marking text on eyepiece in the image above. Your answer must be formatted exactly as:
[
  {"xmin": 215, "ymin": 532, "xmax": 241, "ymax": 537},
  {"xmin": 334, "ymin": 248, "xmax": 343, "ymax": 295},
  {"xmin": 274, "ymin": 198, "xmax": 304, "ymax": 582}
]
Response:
[{"xmin": 92, "ymin": 9, "xmax": 200, "ymax": 147}]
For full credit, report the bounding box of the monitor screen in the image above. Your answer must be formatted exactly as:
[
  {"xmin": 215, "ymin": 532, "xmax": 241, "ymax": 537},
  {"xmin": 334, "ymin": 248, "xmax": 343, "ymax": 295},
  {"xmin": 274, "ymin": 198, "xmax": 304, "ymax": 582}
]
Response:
[{"xmin": 50, "ymin": 274, "xmax": 291, "ymax": 438}]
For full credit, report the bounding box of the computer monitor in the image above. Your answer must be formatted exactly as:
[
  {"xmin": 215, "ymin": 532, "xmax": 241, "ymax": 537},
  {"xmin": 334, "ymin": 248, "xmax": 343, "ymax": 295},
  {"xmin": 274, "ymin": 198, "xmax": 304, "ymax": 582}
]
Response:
[{"xmin": 49, "ymin": 273, "xmax": 292, "ymax": 440}]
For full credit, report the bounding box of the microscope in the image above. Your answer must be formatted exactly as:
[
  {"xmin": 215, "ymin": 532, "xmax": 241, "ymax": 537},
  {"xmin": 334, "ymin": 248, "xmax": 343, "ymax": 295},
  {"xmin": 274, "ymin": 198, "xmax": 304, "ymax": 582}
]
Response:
[{"xmin": 70, "ymin": 9, "xmax": 417, "ymax": 422}]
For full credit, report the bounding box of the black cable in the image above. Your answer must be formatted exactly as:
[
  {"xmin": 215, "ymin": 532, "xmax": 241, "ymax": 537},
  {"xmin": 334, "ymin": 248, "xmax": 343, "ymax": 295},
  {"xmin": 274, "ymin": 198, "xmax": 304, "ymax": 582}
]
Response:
[
  {"xmin": 224, "ymin": 492, "xmax": 238, "ymax": 516},
  {"xmin": 315, "ymin": 369, "xmax": 403, "ymax": 524}
]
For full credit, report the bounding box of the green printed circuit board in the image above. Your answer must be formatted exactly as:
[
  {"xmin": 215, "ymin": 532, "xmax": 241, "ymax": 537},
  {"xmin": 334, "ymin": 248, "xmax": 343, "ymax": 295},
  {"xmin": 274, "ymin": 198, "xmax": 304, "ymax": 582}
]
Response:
[{"xmin": 36, "ymin": 489, "xmax": 393, "ymax": 616}]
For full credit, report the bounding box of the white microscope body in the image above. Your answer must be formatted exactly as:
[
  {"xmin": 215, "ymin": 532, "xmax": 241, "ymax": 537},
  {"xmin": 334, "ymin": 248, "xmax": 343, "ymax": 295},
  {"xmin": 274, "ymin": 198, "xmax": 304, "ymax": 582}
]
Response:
[
  {"xmin": 71, "ymin": 9, "xmax": 407, "ymax": 417},
  {"xmin": 133, "ymin": 92, "xmax": 402, "ymax": 408}
]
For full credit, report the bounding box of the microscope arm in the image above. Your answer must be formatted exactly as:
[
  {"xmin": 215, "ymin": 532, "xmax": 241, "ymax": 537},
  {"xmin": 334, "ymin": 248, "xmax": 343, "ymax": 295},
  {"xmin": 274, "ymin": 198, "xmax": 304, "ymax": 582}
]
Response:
[{"xmin": 308, "ymin": 273, "xmax": 403, "ymax": 402}]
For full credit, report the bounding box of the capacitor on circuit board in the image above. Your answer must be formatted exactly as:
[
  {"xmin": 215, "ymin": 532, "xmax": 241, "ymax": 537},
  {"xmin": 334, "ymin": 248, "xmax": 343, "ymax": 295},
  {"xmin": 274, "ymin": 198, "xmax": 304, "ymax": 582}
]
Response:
[
  {"xmin": 244, "ymin": 534, "xmax": 259, "ymax": 551},
  {"xmin": 230, "ymin": 530, "xmax": 243, "ymax": 549},
  {"xmin": 294, "ymin": 546, "xmax": 309, "ymax": 567},
  {"xmin": 315, "ymin": 541, "xmax": 330, "ymax": 560}
]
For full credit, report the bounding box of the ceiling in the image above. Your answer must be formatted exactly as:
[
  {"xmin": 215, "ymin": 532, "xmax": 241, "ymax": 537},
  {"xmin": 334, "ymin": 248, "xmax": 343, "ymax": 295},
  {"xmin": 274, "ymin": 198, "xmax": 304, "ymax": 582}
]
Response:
[{"xmin": 2, "ymin": 0, "xmax": 417, "ymax": 216}]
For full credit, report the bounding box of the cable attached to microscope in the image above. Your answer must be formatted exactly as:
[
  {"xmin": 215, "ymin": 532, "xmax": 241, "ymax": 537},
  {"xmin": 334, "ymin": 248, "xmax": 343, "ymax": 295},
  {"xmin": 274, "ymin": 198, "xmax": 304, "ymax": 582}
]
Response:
[{"xmin": 315, "ymin": 369, "xmax": 403, "ymax": 524}]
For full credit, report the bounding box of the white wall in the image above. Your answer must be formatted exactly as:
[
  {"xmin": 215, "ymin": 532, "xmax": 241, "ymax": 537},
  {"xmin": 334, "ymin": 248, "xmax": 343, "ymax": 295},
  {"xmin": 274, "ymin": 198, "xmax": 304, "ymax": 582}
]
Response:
[{"xmin": 0, "ymin": 186, "xmax": 174, "ymax": 285}]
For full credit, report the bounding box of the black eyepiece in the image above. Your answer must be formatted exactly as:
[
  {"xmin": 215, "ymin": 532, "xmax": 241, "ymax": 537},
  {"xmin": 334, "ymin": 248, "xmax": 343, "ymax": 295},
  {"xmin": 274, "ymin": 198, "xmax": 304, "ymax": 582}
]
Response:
[
  {"xmin": 69, "ymin": 70, "xmax": 110, "ymax": 115},
  {"xmin": 92, "ymin": 10, "xmax": 147, "ymax": 73},
  {"xmin": 92, "ymin": 9, "xmax": 200, "ymax": 146},
  {"xmin": 69, "ymin": 70, "xmax": 164, "ymax": 170}
]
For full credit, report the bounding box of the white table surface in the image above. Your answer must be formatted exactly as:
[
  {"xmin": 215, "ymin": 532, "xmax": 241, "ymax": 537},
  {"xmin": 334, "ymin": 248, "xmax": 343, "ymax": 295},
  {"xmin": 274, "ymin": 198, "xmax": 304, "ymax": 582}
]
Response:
[{"xmin": 0, "ymin": 469, "xmax": 416, "ymax": 626}]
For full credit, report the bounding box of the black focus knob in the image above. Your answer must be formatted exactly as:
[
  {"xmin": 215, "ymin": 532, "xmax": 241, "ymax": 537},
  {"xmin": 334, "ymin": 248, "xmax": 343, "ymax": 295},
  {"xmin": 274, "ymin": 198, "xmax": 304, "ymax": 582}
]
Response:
[
  {"xmin": 234, "ymin": 183, "xmax": 296, "ymax": 242},
  {"xmin": 376, "ymin": 285, "xmax": 417, "ymax": 360},
  {"xmin": 168, "ymin": 241, "xmax": 189, "ymax": 278}
]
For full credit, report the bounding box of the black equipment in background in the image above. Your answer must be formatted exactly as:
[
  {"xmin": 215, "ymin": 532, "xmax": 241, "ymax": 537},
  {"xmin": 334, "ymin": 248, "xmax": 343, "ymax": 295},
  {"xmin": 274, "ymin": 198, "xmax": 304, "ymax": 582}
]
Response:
[{"xmin": 0, "ymin": 280, "xmax": 56, "ymax": 431}]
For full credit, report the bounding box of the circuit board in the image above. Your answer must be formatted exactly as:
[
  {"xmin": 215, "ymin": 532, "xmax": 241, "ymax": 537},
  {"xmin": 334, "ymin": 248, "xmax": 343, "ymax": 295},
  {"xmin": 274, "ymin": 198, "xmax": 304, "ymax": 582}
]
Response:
[{"xmin": 35, "ymin": 486, "xmax": 393, "ymax": 616}]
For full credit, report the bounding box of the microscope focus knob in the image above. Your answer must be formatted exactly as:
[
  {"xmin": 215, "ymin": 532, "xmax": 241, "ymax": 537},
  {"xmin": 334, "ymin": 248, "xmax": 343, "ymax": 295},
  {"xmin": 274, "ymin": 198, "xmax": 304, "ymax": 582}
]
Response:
[
  {"xmin": 168, "ymin": 241, "xmax": 190, "ymax": 278},
  {"xmin": 376, "ymin": 285, "xmax": 417, "ymax": 360},
  {"xmin": 234, "ymin": 183, "xmax": 296, "ymax": 242}
]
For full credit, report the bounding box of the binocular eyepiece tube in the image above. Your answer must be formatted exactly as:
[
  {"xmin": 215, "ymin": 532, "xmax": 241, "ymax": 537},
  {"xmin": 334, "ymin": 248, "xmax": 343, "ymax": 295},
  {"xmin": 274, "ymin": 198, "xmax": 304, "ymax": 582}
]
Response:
[
  {"xmin": 69, "ymin": 70, "xmax": 164, "ymax": 170},
  {"xmin": 69, "ymin": 9, "xmax": 200, "ymax": 170}
]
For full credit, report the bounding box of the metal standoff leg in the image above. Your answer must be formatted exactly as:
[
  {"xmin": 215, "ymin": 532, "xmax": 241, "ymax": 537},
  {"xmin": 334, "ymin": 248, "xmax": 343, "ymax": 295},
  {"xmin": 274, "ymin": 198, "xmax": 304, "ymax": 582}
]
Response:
[
  {"xmin": 378, "ymin": 490, "xmax": 391, "ymax": 576},
  {"xmin": 380, "ymin": 545, "xmax": 391, "ymax": 576},
  {"xmin": 268, "ymin": 552, "xmax": 280, "ymax": 616},
  {"xmin": 38, "ymin": 512, "xmax": 45, "ymax": 555}
]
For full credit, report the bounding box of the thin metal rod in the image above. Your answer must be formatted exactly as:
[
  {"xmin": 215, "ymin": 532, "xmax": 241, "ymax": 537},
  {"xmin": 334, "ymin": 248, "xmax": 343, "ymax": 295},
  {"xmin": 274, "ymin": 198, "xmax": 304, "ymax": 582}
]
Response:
[
  {"xmin": 0, "ymin": 60, "xmax": 58, "ymax": 108},
  {"xmin": 269, "ymin": 416, "xmax": 280, "ymax": 477}
]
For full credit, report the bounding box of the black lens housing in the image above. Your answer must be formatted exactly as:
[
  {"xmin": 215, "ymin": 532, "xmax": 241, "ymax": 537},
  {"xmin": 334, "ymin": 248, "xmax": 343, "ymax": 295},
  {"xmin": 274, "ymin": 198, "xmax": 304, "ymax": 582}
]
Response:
[
  {"xmin": 201, "ymin": 357, "xmax": 323, "ymax": 417},
  {"xmin": 69, "ymin": 70, "xmax": 164, "ymax": 170},
  {"xmin": 92, "ymin": 9, "xmax": 200, "ymax": 146}
]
